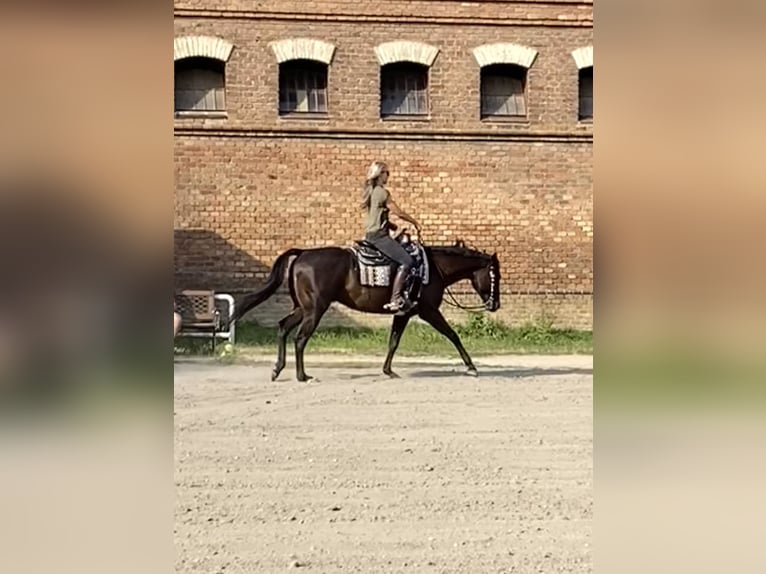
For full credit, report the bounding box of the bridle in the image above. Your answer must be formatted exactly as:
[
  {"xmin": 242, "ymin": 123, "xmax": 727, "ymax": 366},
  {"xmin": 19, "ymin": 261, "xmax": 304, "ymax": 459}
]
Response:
[
  {"xmin": 485, "ymin": 265, "xmax": 497, "ymax": 309},
  {"xmin": 439, "ymin": 261, "xmax": 496, "ymax": 311},
  {"xmin": 442, "ymin": 265, "xmax": 496, "ymax": 311},
  {"xmin": 420, "ymin": 234, "xmax": 497, "ymax": 311}
]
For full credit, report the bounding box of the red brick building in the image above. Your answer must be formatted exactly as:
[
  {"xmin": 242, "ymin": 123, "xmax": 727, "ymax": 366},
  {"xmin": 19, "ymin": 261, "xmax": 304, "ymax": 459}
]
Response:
[{"xmin": 174, "ymin": 0, "xmax": 593, "ymax": 328}]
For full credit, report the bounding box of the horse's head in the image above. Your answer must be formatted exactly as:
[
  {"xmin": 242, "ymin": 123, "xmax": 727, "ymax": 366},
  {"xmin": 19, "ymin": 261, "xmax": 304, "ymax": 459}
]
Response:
[{"xmin": 469, "ymin": 252, "xmax": 501, "ymax": 312}]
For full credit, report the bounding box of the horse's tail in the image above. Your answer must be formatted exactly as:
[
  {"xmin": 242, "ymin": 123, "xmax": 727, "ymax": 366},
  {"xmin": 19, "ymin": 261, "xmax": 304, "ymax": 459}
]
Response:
[{"xmin": 231, "ymin": 249, "xmax": 303, "ymax": 324}]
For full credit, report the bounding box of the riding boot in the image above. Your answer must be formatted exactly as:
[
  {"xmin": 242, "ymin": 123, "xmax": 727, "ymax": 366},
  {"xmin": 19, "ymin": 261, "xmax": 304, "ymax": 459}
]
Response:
[{"xmin": 383, "ymin": 267, "xmax": 411, "ymax": 312}]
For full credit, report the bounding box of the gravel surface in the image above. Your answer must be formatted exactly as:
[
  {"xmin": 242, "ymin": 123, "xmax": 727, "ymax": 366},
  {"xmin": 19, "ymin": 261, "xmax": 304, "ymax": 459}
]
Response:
[{"xmin": 175, "ymin": 355, "xmax": 592, "ymax": 573}]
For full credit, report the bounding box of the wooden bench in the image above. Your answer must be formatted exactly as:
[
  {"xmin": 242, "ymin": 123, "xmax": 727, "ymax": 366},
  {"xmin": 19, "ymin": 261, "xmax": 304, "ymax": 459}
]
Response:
[{"xmin": 175, "ymin": 290, "xmax": 236, "ymax": 352}]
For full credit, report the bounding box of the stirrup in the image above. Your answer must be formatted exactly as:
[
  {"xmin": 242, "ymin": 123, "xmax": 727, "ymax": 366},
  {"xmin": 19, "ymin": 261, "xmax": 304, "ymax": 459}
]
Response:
[
  {"xmin": 384, "ymin": 297, "xmax": 413, "ymax": 313},
  {"xmin": 383, "ymin": 299, "xmax": 403, "ymax": 311}
]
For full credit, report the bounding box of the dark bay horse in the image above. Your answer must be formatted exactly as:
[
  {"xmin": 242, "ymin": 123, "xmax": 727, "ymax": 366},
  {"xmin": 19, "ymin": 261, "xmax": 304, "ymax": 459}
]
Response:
[{"xmin": 232, "ymin": 243, "xmax": 501, "ymax": 381}]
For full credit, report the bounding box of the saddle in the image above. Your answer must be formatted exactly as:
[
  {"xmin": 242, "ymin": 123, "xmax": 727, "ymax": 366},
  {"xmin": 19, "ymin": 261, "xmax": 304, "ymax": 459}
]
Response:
[{"xmin": 350, "ymin": 232, "xmax": 429, "ymax": 289}]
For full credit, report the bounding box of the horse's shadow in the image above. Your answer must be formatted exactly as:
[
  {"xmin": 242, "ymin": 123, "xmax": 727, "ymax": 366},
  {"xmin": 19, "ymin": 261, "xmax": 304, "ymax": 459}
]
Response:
[
  {"xmin": 345, "ymin": 365, "xmax": 592, "ymax": 380},
  {"xmin": 407, "ymin": 366, "xmax": 592, "ymax": 379}
]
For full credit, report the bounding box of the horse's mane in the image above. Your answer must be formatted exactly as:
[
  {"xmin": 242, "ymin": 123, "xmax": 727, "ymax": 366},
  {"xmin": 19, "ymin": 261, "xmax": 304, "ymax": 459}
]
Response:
[{"xmin": 426, "ymin": 240, "xmax": 491, "ymax": 260}]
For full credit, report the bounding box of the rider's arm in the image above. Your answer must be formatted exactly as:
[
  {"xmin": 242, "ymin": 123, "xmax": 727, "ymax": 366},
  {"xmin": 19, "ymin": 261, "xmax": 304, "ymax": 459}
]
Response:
[{"xmin": 388, "ymin": 196, "xmax": 421, "ymax": 231}]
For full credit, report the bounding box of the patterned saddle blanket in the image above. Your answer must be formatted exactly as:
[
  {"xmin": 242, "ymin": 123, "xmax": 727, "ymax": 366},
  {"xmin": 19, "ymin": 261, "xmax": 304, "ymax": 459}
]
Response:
[{"xmin": 350, "ymin": 240, "xmax": 429, "ymax": 288}]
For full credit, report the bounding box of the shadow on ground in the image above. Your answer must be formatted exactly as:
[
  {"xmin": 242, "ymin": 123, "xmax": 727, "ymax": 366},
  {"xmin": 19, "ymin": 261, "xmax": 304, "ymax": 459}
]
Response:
[{"xmin": 407, "ymin": 367, "xmax": 593, "ymax": 379}]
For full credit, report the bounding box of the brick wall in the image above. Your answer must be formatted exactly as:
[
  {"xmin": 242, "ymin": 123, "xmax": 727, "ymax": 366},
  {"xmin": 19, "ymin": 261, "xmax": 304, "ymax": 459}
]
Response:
[
  {"xmin": 175, "ymin": 0, "xmax": 593, "ymax": 26},
  {"xmin": 173, "ymin": 0, "xmax": 593, "ymax": 329},
  {"xmin": 173, "ymin": 13, "xmax": 593, "ymax": 132}
]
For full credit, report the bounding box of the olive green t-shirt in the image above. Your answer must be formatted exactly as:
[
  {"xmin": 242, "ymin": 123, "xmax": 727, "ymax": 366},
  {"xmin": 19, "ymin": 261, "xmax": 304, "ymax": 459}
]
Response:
[{"xmin": 364, "ymin": 185, "xmax": 390, "ymax": 235}]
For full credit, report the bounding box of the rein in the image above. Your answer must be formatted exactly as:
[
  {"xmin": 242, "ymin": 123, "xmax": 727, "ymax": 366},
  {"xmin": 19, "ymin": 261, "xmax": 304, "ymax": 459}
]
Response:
[{"xmin": 443, "ymin": 284, "xmax": 489, "ymax": 311}]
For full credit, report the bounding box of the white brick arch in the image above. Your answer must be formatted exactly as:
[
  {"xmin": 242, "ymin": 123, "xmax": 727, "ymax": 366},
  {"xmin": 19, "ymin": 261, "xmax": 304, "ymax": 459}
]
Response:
[
  {"xmin": 472, "ymin": 43, "xmax": 538, "ymax": 69},
  {"xmin": 374, "ymin": 41, "xmax": 440, "ymax": 67},
  {"xmin": 174, "ymin": 36, "xmax": 234, "ymax": 62},
  {"xmin": 269, "ymin": 38, "xmax": 336, "ymax": 64},
  {"xmin": 571, "ymin": 46, "xmax": 593, "ymax": 69}
]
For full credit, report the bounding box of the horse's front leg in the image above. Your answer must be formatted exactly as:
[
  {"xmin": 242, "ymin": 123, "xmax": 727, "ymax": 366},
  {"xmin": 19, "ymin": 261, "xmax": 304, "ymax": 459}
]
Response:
[
  {"xmin": 418, "ymin": 306, "xmax": 478, "ymax": 376},
  {"xmin": 382, "ymin": 312, "xmax": 413, "ymax": 378}
]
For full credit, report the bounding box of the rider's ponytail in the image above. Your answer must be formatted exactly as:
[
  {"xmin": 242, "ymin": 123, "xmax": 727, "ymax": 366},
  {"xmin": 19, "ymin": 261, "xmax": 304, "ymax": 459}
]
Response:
[{"xmin": 361, "ymin": 161, "xmax": 387, "ymax": 209}]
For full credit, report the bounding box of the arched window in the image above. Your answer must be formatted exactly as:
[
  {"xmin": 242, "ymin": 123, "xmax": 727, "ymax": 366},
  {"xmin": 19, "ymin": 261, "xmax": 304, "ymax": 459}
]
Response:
[
  {"xmin": 174, "ymin": 57, "xmax": 225, "ymax": 113},
  {"xmin": 480, "ymin": 64, "xmax": 527, "ymax": 118},
  {"xmin": 279, "ymin": 59, "xmax": 328, "ymax": 115},
  {"xmin": 579, "ymin": 66, "xmax": 593, "ymax": 121},
  {"xmin": 380, "ymin": 62, "xmax": 429, "ymax": 117}
]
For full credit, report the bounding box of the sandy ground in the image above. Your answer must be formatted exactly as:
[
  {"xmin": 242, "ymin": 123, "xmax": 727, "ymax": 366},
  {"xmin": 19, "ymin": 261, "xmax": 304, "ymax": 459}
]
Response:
[{"xmin": 174, "ymin": 355, "xmax": 592, "ymax": 573}]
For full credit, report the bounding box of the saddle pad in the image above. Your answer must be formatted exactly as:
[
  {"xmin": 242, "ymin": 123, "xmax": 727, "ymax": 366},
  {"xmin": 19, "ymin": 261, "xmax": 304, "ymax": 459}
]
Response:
[
  {"xmin": 350, "ymin": 244, "xmax": 430, "ymax": 288},
  {"xmin": 359, "ymin": 263, "xmax": 392, "ymax": 287}
]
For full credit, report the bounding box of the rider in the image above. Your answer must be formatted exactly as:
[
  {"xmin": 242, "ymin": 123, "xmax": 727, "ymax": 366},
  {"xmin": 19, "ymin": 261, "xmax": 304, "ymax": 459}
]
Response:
[{"xmin": 361, "ymin": 161, "xmax": 422, "ymax": 312}]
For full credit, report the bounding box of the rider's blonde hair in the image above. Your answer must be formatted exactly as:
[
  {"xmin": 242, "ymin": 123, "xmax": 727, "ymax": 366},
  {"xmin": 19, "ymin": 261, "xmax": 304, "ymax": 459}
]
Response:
[{"xmin": 360, "ymin": 161, "xmax": 388, "ymax": 209}]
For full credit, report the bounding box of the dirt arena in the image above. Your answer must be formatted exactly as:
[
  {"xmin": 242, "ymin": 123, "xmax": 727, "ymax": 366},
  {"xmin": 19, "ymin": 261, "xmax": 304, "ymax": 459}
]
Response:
[{"xmin": 174, "ymin": 355, "xmax": 592, "ymax": 573}]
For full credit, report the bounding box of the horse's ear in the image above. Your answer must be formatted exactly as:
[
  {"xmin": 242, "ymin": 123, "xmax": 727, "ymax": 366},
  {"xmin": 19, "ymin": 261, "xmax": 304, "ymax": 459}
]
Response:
[{"xmin": 454, "ymin": 239, "xmax": 465, "ymax": 248}]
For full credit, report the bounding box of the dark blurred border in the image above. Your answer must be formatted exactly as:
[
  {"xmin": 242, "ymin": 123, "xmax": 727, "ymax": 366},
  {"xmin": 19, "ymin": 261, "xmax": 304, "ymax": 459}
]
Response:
[
  {"xmin": 0, "ymin": 5, "xmax": 171, "ymax": 405},
  {"xmin": 0, "ymin": 4, "xmax": 172, "ymax": 574},
  {"xmin": 597, "ymin": 1, "xmax": 766, "ymax": 572}
]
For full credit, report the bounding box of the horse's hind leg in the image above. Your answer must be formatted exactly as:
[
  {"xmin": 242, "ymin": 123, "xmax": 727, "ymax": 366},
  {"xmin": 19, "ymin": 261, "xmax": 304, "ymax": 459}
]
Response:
[
  {"xmin": 294, "ymin": 303, "xmax": 329, "ymax": 382},
  {"xmin": 272, "ymin": 308, "xmax": 303, "ymax": 381}
]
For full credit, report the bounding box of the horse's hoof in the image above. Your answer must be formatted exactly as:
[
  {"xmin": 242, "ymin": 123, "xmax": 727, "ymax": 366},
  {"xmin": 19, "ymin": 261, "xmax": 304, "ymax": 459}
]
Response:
[
  {"xmin": 466, "ymin": 367, "xmax": 478, "ymax": 377},
  {"xmin": 384, "ymin": 370, "xmax": 400, "ymax": 379},
  {"xmin": 271, "ymin": 364, "xmax": 285, "ymax": 381},
  {"xmin": 297, "ymin": 374, "xmax": 314, "ymax": 383}
]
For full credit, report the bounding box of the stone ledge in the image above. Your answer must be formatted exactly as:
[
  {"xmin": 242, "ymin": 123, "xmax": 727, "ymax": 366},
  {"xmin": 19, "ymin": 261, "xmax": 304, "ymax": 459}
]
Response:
[
  {"xmin": 375, "ymin": 41, "xmax": 440, "ymax": 66},
  {"xmin": 571, "ymin": 46, "xmax": 593, "ymax": 69},
  {"xmin": 473, "ymin": 43, "xmax": 538, "ymax": 68},
  {"xmin": 269, "ymin": 38, "xmax": 336, "ymax": 64},
  {"xmin": 174, "ymin": 35, "xmax": 234, "ymax": 62}
]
